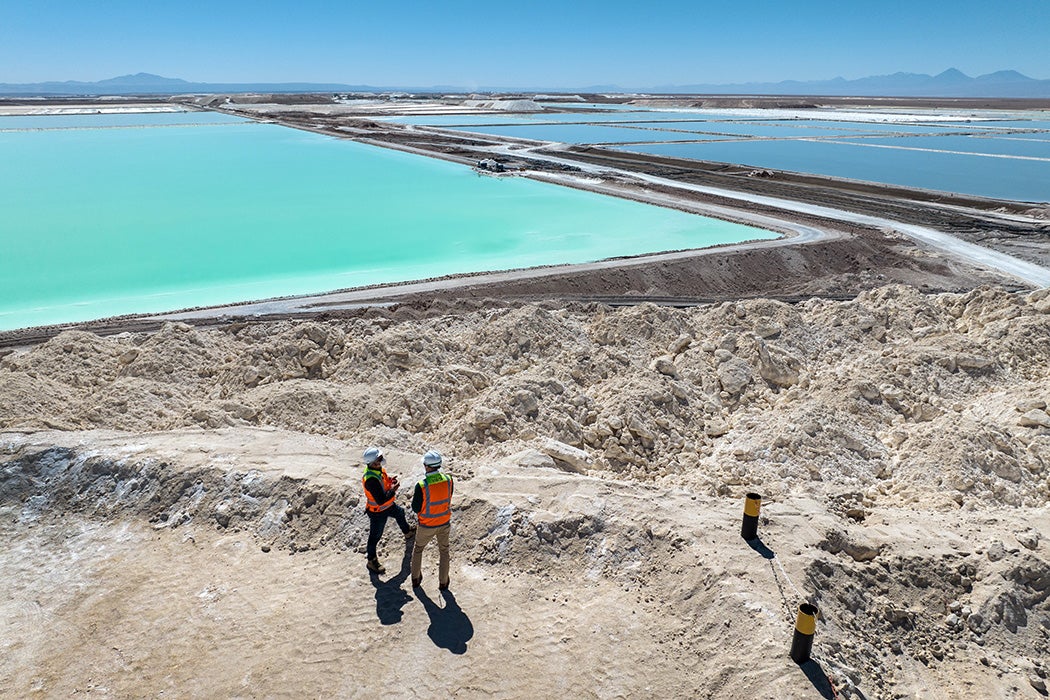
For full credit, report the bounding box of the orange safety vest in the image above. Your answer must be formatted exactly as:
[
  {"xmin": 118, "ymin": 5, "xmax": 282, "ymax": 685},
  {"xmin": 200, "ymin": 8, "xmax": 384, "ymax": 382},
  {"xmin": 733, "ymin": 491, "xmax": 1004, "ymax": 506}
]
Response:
[
  {"xmin": 363, "ymin": 466, "xmax": 395, "ymax": 512},
  {"xmin": 417, "ymin": 472, "xmax": 452, "ymax": 527}
]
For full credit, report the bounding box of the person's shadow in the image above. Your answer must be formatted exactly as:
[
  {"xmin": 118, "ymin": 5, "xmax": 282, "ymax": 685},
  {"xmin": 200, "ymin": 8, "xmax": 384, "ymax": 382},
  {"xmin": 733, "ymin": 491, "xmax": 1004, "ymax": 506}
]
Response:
[
  {"xmin": 369, "ymin": 539, "xmax": 413, "ymax": 625},
  {"xmin": 416, "ymin": 588, "xmax": 474, "ymax": 654}
]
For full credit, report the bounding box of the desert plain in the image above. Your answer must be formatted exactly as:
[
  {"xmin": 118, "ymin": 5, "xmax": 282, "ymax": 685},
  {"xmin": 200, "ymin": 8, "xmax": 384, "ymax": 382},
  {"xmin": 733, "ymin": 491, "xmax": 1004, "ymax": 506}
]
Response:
[{"xmin": 2, "ymin": 94, "xmax": 1049, "ymax": 699}]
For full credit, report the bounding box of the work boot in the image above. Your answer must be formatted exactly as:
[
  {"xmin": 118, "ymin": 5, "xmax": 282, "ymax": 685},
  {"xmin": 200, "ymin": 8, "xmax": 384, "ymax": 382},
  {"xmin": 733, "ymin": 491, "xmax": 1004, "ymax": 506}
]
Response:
[
  {"xmin": 438, "ymin": 581, "xmax": 449, "ymax": 591},
  {"xmin": 366, "ymin": 557, "xmax": 385, "ymax": 574},
  {"xmin": 404, "ymin": 526, "xmax": 417, "ymax": 540},
  {"xmin": 411, "ymin": 577, "xmax": 422, "ymax": 588}
]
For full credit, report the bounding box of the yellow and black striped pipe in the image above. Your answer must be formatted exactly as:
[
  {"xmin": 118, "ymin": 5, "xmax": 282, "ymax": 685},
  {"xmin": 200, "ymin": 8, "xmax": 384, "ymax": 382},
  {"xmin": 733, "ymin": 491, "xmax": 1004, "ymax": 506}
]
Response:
[
  {"xmin": 740, "ymin": 492, "xmax": 761, "ymax": 541},
  {"xmin": 790, "ymin": 603, "xmax": 819, "ymax": 663}
]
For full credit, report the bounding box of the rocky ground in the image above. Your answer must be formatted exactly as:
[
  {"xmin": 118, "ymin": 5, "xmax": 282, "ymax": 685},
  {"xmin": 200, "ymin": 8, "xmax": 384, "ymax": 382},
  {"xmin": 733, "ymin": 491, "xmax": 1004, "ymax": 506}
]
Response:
[{"xmin": 3, "ymin": 285, "xmax": 1049, "ymax": 698}]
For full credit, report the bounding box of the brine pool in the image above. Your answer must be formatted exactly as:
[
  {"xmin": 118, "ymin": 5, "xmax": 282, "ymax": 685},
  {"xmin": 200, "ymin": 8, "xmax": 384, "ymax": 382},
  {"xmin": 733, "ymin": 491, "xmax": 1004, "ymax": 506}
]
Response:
[
  {"xmin": 0, "ymin": 112, "xmax": 774, "ymax": 331},
  {"xmin": 389, "ymin": 107, "xmax": 1050, "ymax": 202}
]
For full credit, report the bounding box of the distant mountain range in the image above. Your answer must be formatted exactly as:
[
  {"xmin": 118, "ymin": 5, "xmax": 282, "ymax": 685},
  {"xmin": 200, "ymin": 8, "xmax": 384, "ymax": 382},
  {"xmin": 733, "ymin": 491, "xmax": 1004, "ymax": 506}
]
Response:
[
  {"xmin": 648, "ymin": 69, "xmax": 1050, "ymax": 98},
  {"xmin": 0, "ymin": 73, "xmax": 359, "ymax": 96},
  {"xmin": 1, "ymin": 69, "xmax": 1049, "ymax": 98}
]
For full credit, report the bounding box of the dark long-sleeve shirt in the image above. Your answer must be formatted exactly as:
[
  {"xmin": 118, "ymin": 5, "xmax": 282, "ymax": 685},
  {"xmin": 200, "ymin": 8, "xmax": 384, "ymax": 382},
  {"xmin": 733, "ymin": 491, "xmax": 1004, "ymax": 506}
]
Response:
[{"xmin": 364, "ymin": 472, "xmax": 395, "ymax": 508}]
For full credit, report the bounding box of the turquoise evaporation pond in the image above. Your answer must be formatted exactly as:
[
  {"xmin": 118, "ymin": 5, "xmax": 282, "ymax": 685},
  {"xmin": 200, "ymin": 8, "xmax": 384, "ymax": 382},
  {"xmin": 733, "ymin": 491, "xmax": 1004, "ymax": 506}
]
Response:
[
  {"xmin": 613, "ymin": 139, "xmax": 1050, "ymax": 202},
  {"xmin": 0, "ymin": 111, "xmax": 248, "ymax": 130},
  {"xmin": 0, "ymin": 116, "xmax": 773, "ymax": 331}
]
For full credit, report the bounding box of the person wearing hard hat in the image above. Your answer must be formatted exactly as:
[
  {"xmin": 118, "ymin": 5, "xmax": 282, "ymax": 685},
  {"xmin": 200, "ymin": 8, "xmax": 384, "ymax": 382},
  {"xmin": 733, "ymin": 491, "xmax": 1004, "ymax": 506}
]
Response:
[
  {"xmin": 361, "ymin": 446, "xmax": 415, "ymax": 574},
  {"xmin": 410, "ymin": 450, "xmax": 454, "ymax": 590}
]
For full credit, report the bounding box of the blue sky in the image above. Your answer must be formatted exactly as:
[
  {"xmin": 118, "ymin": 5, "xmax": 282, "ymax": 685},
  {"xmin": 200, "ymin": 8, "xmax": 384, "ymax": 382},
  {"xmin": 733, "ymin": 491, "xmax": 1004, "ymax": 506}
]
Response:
[{"xmin": 2, "ymin": 0, "xmax": 1048, "ymax": 87}]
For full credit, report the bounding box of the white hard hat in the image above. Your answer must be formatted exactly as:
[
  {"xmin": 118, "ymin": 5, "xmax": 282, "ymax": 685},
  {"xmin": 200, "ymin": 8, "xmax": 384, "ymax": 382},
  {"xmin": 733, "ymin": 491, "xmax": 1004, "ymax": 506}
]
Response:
[
  {"xmin": 422, "ymin": 450, "xmax": 443, "ymax": 468},
  {"xmin": 363, "ymin": 446, "xmax": 383, "ymax": 465}
]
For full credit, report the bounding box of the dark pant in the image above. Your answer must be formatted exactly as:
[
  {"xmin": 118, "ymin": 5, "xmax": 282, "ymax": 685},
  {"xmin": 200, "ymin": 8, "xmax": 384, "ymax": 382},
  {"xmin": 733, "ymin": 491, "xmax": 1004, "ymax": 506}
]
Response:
[{"xmin": 366, "ymin": 504, "xmax": 410, "ymax": 559}]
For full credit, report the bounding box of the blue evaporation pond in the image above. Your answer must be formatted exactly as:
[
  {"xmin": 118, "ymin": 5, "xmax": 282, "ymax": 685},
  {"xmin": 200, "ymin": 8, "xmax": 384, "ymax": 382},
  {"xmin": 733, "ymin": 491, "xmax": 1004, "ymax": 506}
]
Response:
[
  {"xmin": 962, "ymin": 120, "xmax": 1050, "ymax": 131},
  {"xmin": 536, "ymin": 102, "xmax": 648, "ymax": 111},
  {"xmin": 962, "ymin": 120, "xmax": 1050, "ymax": 141},
  {"xmin": 646, "ymin": 121, "xmax": 874, "ymax": 138},
  {"xmin": 447, "ymin": 120, "xmax": 941, "ymax": 142},
  {"xmin": 838, "ymin": 135, "xmax": 1050, "ymax": 160},
  {"xmin": 995, "ymin": 132, "xmax": 1050, "ymax": 142},
  {"xmin": 0, "ymin": 115, "xmax": 773, "ymax": 330},
  {"xmin": 612, "ymin": 139, "xmax": 1050, "ymax": 202},
  {"xmin": 747, "ymin": 120, "xmax": 984, "ymax": 135},
  {"xmin": 379, "ymin": 114, "xmax": 557, "ymax": 127},
  {"xmin": 514, "ymin": 110, "xmax": 753, "ymax": 123},
  {"xmin": 444, "ymin": 120, "xmax": 929, "ymax": 142},
  {"xmin": 383, "ymin": 110, "xmax": 748, "ymax": 126},
  {"xmin": 443, "ymin": 123, "xmax": 733, "ymax": 144},
  {"xmin": 399, "ymin": 116, "xmax": 976, "ymax": 140},
  {"xmin": 0, "ymin": 111, "xmax": 248, "ymax": 130}
]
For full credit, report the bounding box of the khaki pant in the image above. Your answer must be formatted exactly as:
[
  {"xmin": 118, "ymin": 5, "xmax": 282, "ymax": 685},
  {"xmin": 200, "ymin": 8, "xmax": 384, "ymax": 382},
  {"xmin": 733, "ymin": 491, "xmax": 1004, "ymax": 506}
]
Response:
[{"xmin": 411, "ymin": 522, "xmax": 450, "ymax": 586}]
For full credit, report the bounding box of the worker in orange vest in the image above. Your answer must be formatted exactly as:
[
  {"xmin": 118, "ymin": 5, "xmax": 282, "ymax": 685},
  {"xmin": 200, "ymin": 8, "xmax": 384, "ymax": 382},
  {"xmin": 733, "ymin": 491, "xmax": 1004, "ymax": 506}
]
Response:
[
  {"xmin": 362, "ymin": 446, "xmax": 415, "ymax": 574},
  {"xmin": 410, "ymin": 450, "xmax": 454, "ymax": 590}
]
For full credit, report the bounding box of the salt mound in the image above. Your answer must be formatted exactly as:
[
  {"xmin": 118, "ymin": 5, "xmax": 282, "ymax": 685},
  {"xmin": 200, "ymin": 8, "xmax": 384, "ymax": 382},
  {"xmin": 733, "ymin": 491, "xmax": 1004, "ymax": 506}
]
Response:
[
  {"xmin": 0, "ymin": 373, "xmax": 77, "ymax": 429},
  {"xmin": 2, "ymin": 285, "xmax": 1049, "ymax": 509},
  {"xmin": 461, "ymin": 99, "xmax": 543, "ymax": 112}
]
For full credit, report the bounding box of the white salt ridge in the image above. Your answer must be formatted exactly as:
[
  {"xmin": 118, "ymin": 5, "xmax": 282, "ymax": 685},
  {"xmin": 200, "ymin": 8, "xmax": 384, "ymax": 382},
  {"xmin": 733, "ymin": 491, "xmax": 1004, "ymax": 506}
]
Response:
[
  {"xmin": 641, "ymin": 107, "xmax": 1004, "ymax": 123},
  {"xmin": 3, "ymin": 106, "xmax": 189, "ymax": 116}
]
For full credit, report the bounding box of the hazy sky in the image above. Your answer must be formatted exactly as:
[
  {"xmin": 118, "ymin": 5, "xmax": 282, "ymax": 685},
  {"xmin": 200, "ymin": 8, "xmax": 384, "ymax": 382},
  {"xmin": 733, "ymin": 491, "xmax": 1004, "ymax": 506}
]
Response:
[{"xmin": 2, "ymin": 0, "xmax": 1048, "ymax": 87}]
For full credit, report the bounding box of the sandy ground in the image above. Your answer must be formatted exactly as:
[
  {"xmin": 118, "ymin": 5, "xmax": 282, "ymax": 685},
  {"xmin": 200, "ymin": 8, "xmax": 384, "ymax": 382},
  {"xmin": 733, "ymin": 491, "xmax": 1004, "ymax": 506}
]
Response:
[
  {"xmin": 3, "ymin": 286, "xmax": 1050, "ymax": 699},
  {"xmin": 0, "ymin": 429, "xmax": 836, "ymax": 699},
  {"xmin": 3, "ymin": 430, "xmax": 1045, "ymax": 699}
]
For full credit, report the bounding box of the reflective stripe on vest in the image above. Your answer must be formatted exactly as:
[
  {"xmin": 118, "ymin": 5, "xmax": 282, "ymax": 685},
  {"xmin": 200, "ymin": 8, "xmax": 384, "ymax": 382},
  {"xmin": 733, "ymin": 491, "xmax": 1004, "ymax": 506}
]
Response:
[
  {"xmin": 418, "ymin": 472, "xmax": 451, "ymax": 527},
  {"xmin": 363, "ymin": 467, "xmax": 395, "ymax": 512}
]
